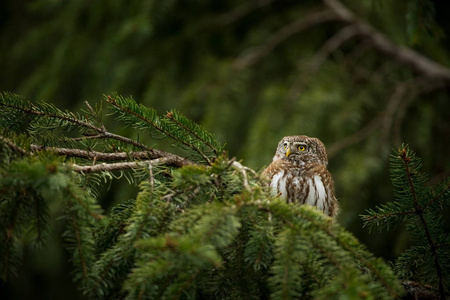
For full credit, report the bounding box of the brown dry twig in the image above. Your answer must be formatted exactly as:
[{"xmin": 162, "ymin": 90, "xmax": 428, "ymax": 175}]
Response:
[
  {"xmin": 236, "ymin": 0, "xmax": 450, "ymax": 83},
  {"xmin": 71, "ymin": 157, "xmax": 179, "ymax": 173},
  {"xmin": 0, "ymin": 135, "xmax": 194, "ymax": 171},
  {"xmin": 323, "ymin": 0, "xmax": 450, "ymax": 80},
  {"xmin": 327, "ymin": 115, "xmax": 382, "ymax": 159},
  {"xmin": 29, "ymin": 144, "xmax": 193, "ymax": 166},
  {"xmin": 0, "ymin": 135, "xmax": 30, "ymax": 156},
  {"xmin": 231, "ymin": 161, "xmax": 257, "ymax": 192},
  {"xmin": 381, "ymin": 76, "xmax": 449, "ymax": 146},
  {"xmin": 219, "ymin": 0, "xmax": 276, "ymax": 26},
  {"xmin": 311, "ymin": 23, "xmax": 363, "ymax": 71},
  {"xmin": 234, "ymin": 9, "xmax": 340, "ymax": 68}
]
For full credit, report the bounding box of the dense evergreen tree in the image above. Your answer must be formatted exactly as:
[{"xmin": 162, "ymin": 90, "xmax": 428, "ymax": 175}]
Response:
[
  {"xmin": 1, "ymin": 93, "xmax": 449, "ymax": 299},
  {"xmin": 1, "ymin": 0, "xmax": 450, "ymax": 299}
]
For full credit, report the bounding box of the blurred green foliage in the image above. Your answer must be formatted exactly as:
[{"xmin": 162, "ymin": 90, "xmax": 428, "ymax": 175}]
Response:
[{"xmin": 1, "ymin": 0, "xmax": 450, "ymax": 299}]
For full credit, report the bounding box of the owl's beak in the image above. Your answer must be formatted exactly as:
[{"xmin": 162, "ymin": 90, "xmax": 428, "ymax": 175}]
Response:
[{"xmin": 286, "ymin": 147, "xmax": 291, "ymax": 157}]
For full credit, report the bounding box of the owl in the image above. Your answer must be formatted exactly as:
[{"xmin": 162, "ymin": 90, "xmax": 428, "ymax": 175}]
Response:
[{"xmin": 262, "ymin": 135, "xmax": 338, "ymax": 218}]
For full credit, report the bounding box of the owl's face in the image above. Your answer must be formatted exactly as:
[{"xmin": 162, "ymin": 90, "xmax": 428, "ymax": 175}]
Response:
[{"xmin": 273, "ymin": 135, "xmax": 328, "ymax": 165}]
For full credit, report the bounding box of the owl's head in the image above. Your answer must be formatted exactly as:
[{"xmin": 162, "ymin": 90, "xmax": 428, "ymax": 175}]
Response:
[{"xmin": 273, "ymin": 135, "xmax": 328, "ymax": 165}]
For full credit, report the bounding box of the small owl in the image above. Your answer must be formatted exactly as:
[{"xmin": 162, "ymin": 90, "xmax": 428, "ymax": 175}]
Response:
[{"xmin": 262, "ymin": 135, "xmax": 338, "ymax": 218}]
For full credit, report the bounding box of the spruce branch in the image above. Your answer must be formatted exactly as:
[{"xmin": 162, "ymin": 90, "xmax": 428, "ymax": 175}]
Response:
[
  {"xmin": 63, "ymin": 180, "xmax": 103, "ymax": 287},
  {"xmin": 66, "ymin": 198, "xmax": 89, "ymax": 279},
  {"xmin": 0, "ymin": 94, "xmax": 99, "ymax": 132},
  {"xmin": 2, "ymin": 92, "xmax": 415, "ymax": 299},
  {"xmin": 0, "ymin": 193, "xmax": 24, "ymax": 280},
  {"xmin": 423, "ymin": 181, "xmax": 450, "ymax": 210},
  {"xmin": 165, "ymin": 109, "xmax": 223, "ymax": 156},
  {"xmin": 264, "ymin": 201, "xmax": 403, "ymax": 299},
  {"xmin": 106, "ymin": 94, "xmax": 215, "ymax": 164},
  {"xmin": 0, "ymin": 92, "xmax": 152, "ymax": 150},
  {"xmin": 308, "ymin": 214, "xmax": 400, "ymax": 298},
  {"xmin": 399, "ymin": 148, "xmax": 446, "ymax": 299},
  {"xmin": 362, "ymin": 146, "xmax": 450, "ymax": 299},
  {"xmin": 361, "ymin": 209, "xmax": 415, "ymax": 231}
]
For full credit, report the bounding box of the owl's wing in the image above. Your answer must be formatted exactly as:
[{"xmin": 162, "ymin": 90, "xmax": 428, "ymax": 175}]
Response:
[{"xmin": 261, "ymin": 159, "xmax": 285, "ymax": 181}]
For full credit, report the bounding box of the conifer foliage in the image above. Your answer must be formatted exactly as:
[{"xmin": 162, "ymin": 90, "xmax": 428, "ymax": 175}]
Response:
[
  {"xmin": 363, "ymin": 146, "xmax": 450, "ymax": 299},
  {"xmin": 0, "ymin": 92, "xmax": 405, "ymax": 299}
]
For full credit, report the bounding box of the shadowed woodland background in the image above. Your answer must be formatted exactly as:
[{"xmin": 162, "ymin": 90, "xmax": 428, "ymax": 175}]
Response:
[{"xmin": 1, "ymin": 0, "xmax": 450, "ymax": 299}]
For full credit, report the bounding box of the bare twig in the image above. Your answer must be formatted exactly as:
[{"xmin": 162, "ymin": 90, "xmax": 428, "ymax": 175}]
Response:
[
  {"xmin": 29, "ymin": 144, "xmax": 193, "ymax": 166},
  {"xmin": 0, "ymin": 135, "xmax": 31, "ymax": 156},
  {"xmin": 148, "ymin": 163, "xmax": 155, "ymax": 191},
  {"xmin": 311, "ymin": 23, "xmax": 363, "ymax": 71},
  {"xmin": 345, "ymin": 39, "xmax": 372, "ymax": 64},
  {"xmin": 323, "ymin": 0, "xmax": 450, "ymax": 80},
  {"xmin": 326, "ymin": 74, "xmax": 449, "ymax": 158},
  {"xmin": 392, "ymin": 77, "xmax": 449, "ymax": 145},
  {"xmin": 219, "ymin": 0, "xmax": 276, "ymax": 26},
  {"xmin": 235, "ymin": 0, "xmax": 450, "ymax": 82},
  {"xmin": 327, "ymin": 115, "xmax": 382, "ymax": 159},
  {"xmin": 382, "ymin": 76, "xmax": 449, "ymax": 146},
  {"xmin": 381, "ymin": 81, "xmax": 410, "ymax": 146},
  {"xmin": 402, "ymin": 281, "xmax": 440, "ymax": 300},
  {"xmin": 231, "ymin": 161, "xmax": 256, "ymax": 192},
  {"xmin": 234, "ymin": 9, "xmax": 339, "ymax": 68},
  {"xmin": 0, "ymin": 135, "xmax": 194, "ymax": 168},
  {"xmin": 71, "ymin": 157, "xmax": 178, "ymax": 173}
]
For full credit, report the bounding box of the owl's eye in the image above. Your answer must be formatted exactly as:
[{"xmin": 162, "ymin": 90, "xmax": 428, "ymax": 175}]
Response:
[
  {"xmin": 283, "ymin": 142, "xmax": 288, "ymax": 149},
  {"xmin": 298, "ymin": 145, "xmax": 306, "ymax": 151}
]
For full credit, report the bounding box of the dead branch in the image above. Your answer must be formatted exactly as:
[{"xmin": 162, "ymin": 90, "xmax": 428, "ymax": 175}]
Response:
[
  {"xmin": 0, "ymin": 135, "xmax": 194, "ymax": 168},
  {"xmin": 402, "ymin": 280, "xmax": 441, "ymax": 300},
  {"xmin": 0, "ymin": 135, "xmax": 31, "ymax": 156},
  {"xmin": 219, "ymin": 0, "xmax": 276, "ymax": 26},
  {"xmin": 388, "ymin": 76, "xmax": 449, "ymax": 145},
  {"xmin": 328, "ymin": 74, "xmax": 448, "ymax": 158},
  {"xmin": 381, "ymin": 81, "xmax": 411, "ymax": 146},
  {"xmin": 234, "ymin": 9, "xmax": 339, "ymax": 68},
  {"xmin": 327, "ymin": 115, "xmax": 382, "ymax": 159},
  {"xmin": 29, "ymin": 144, "xmax": 193, "ymax": 166},
  {"xmin": 234, "ymin": 0, "xmax": 450, "ymax": 82},
  {"xmin": 232, "ymin": 161, "xmax": 257, "ymax": 192},
  {"xmin": 71, "ymin": 157, "xmax": 178, "ymax": 173},
  {"xmin": 381, "ymin": 76, "xmax": 449, "ymax": 145},
  {"xmin": 311, "ymin": 23, "xmax": 363, "ymax": 71},
  {"xmin": 324, "ymin": 0, "xmax": 450, "ymax": 81}
]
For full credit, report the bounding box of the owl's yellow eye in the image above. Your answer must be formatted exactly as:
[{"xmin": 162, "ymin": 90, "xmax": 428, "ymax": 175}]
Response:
[
  {"xmin": 298, "ymin": 145, "xmax": 306, "ymax": 151},
  {"xmin": 283, "ymin": 143, "xmax": 288, "ymax": 149}
]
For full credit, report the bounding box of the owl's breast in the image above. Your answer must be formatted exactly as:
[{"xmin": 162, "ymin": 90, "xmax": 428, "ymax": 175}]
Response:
[
  {"xmin": 269, "ymin": 169, "xmax": 287, "ymax": 198},
  {"xmin": 304, "ymin": 174, "xmax": 328, "ymax": 212}
]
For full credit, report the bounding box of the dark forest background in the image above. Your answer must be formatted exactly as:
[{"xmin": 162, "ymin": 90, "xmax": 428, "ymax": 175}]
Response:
[{"xmin": 1, "ymin": 0, "xmax": 450, "ymax": 299}]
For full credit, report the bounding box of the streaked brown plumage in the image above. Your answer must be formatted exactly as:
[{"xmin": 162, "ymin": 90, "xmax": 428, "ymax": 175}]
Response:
[{"xmin": 262, "ymin": 135, "xmax": 338, "ymax": 218}]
